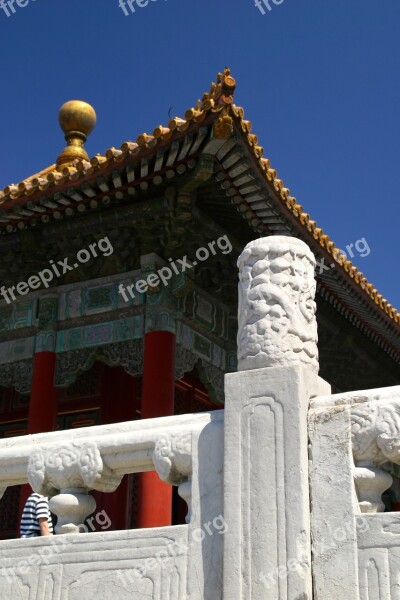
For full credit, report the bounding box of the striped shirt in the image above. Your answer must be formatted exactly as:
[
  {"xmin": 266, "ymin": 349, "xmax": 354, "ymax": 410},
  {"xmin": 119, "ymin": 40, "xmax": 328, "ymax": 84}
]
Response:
[{"xmin": 20, "ymin": 493, "xmax": 53, "ymax": 538}]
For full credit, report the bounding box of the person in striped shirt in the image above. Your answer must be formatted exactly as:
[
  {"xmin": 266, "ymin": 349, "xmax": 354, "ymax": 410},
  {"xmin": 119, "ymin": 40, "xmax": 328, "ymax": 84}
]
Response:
[{"xmin": 20, "ymin": 491, "xmax": 54, "ymax": 538}]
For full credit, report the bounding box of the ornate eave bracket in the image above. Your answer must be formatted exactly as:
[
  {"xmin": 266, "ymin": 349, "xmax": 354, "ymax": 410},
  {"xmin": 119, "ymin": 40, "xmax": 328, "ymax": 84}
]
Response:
[
  {"xmin": 175, "ymin": 344, "xmax": 199, "ymax": 380},
  {"xmin": 0, "ymin": 360, "xmax": 33, "ymax": 395},
  {"xmin": 197, "ymin": 361, "xmax": 225, "ymax": 405},
  {"xmin": 54, "ymin": 338, "xmax": 144, "ymax": 387},
  {"xmin": 175, "ymin": 344, "xmax": 225, "ymax": 404}
]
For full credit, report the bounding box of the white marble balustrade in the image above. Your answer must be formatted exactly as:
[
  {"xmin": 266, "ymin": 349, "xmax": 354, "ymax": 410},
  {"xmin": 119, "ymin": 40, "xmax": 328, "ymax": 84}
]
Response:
[
  {"xmin": 0, "ymin": 410, "xmax": 225, "ymax": 600},
  {"xmin": 0, "ymin": 411, "xmax": 223, "ymax": 534}
]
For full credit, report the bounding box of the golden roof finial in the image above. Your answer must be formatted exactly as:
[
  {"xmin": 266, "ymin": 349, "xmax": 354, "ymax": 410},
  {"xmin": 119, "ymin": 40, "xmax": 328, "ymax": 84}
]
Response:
[{"xmin": 56, "ymin": 100, "xmax": 97, "ymax": 169}]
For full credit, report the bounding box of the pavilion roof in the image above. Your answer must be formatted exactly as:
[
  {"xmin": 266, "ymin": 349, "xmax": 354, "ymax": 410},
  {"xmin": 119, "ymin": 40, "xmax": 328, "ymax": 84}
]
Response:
[{"xmin": 0, "ymin": 68, "xmax": 398, "ymax": 333}]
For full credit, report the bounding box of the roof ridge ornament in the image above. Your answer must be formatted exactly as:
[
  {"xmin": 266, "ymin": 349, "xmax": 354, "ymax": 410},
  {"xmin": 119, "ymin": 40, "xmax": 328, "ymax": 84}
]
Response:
[
  {"xmin": 56, "ymin": 100, "xmax": 97, "ymax": 169},
  {"xmin": 201, "ymin": 67, "xmax": 236, "ymax": 111}
]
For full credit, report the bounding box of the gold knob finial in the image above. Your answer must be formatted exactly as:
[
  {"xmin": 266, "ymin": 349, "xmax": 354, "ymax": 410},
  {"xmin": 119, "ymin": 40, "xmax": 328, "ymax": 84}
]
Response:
[{"xmin": 56, "ymin": 100, "xmax": 97, "ymax": 168}]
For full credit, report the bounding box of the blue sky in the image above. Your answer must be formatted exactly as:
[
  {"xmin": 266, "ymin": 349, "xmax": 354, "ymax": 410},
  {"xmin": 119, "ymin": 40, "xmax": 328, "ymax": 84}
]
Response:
[{"xmin": 0, "ymin": 0, "xmax": 399, "ymax": 308}]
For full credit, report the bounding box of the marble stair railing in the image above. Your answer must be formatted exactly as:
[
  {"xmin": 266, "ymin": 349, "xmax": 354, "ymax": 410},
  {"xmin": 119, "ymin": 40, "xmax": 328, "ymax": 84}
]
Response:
[
  {"xmin": 309, "ymin": 385, "xmax": 400, "ymax": 600},
  {"xmin": 0, "ymin": 411, "xmax": 222, "ymax": 534},
  {"xmin": 310, "ymin": 388, "xmax": 400, "ymax": 514}
]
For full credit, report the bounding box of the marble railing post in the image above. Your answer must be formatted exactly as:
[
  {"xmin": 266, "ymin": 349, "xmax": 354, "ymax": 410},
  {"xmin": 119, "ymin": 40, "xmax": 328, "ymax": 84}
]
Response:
[
  {"xmin": 50, "ymin": 489, "xmax": 96, "ymax": 535},
  {"xmin": 223, "ymin": 236, "xmax": 330, "ymax": 600}
]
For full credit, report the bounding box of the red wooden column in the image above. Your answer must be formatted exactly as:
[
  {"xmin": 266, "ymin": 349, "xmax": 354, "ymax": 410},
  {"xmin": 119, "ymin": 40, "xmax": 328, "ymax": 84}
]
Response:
[
  {"xmin": 136, "ymin": 330, "xmax": 176, "ymax": 528},
  {"xmin": 27, "ymin": 352, "xmax": 58, "ymax": 433},
  {"xmin": 18, "ymin": 297, "xmax": 59, "ymax": 522},
  {"xmin": 101, "ymin": 366, "xmax": 139, "ymax": 530}
]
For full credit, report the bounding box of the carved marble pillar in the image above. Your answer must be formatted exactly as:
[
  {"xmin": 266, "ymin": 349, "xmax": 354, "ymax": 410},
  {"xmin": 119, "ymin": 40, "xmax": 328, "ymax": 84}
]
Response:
[
  {"xmin": 223, "ymin": 236, "xmax": 330, "ymax": 600},
  {"xmin": 237, "ymin": 236, "xmax": 319, "ymax": 372}
]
